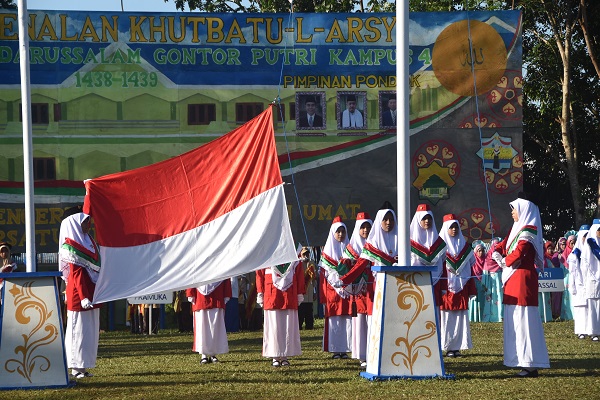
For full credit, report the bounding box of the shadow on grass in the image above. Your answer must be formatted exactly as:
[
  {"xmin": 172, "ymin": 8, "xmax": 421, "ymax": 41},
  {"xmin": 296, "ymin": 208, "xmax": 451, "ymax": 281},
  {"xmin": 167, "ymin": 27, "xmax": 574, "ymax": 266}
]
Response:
[{"xmin": 445, "ymin": 353, "xmax": 600, "ymax": 380}]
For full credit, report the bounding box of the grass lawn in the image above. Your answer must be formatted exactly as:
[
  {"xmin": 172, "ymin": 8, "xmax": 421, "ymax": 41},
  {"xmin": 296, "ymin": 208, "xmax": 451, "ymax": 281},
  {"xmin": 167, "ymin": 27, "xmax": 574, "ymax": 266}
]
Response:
[{"xmin": 3, "ymin": 319, "xmax": 600, "ymax": 399}]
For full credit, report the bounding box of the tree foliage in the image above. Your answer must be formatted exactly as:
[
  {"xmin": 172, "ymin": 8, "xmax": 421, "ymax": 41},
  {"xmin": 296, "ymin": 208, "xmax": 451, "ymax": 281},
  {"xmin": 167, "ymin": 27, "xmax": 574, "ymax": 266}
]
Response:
[
  {"xmin": 1, "ymin": 0, "xmax": 16, "ymax": 9},
  {"xmin": 167, "ymin": 0, "xmax": 363, "ymax": 13},
  {"xmin": 521, "ymin": 0, "xmax": 600, "ymax": 236}
]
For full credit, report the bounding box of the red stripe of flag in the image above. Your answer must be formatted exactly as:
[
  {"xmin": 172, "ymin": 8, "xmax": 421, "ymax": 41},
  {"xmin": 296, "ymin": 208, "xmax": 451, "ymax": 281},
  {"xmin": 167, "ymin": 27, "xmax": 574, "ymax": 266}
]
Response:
[{"xmin": 84, "ymin": 106, "xmax": 281, "ymax": 248}]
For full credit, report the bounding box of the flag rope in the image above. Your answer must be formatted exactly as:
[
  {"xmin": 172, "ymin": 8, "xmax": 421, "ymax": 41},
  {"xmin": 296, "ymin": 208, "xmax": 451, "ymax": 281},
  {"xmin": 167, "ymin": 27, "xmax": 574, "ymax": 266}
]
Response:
[
  {"xmin": 466, "ymin": 10, "xmax": 496, "ymax": 243},
  {"xmin": 274, "ymin": 2, "xmax": 312, "ymax": 248}
]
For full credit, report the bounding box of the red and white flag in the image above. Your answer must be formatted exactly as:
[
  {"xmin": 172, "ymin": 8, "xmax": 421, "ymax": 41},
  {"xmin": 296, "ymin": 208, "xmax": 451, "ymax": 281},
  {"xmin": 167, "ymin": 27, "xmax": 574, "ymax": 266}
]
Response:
[{"xmin": 84, "ymin": 107, "xmax": 297, "ymax": 304}]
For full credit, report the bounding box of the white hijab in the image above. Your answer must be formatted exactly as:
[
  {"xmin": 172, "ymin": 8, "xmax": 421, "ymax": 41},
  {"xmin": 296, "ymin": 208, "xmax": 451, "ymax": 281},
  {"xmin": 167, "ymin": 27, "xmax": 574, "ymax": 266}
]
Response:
[
  {"xmin": 409, "ymin": 208, "xmax": 444, "ymax": 283},
  {"xmin": 410, "ymin": 209, "xmax": 438, "ymax": 249},
  {"xmin": 346, "ymin": 216, "xmax": 373, "ymax": 258},
  {"xmin": 582, "ymin": 221, "xmax": 600, "ymax": 281},
  {"xmin": 319, "ymin": 219, "xmax": 349, "ymax": 296},
  {"xmin": 58, "ymin": 212, "xmax": 99, "ymax": 283},
  {"xmin": 343, "ymin": 215, "xmax": 373, "ymax": 295},
  {"xmin": 363, "ymin": 209, "xmax": 398, "ymax": 260},
  {"xmin": 506, "ymin": 198, "xmax": 544, "ymax": 268},
  {"xmin": 568, "ymin": 226, "xmax": 589, "ymax": 297},
  {"xmin": 502, "ymin": 198, "xmax": 544, "ymax": 285},
  {"xmin": 59, "ymin": 213, "xmax": 94, "ymax": 254},
  {"xmin": 438, "ymin": 216, "xmax": 473, "ymax": 293}
]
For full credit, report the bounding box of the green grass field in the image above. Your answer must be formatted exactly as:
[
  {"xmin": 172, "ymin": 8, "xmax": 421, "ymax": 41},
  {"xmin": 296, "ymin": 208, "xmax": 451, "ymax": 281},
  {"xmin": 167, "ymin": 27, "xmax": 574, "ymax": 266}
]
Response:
[{"xmin": 3, "ymin": 319, "xmax": 600, "ymax": 400}]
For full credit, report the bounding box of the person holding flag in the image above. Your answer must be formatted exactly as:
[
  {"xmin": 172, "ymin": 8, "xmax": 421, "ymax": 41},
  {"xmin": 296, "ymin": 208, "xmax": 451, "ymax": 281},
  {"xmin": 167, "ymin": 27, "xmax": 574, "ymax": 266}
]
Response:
[
  {"xmin": 339, "ymin": 212, "xmax": 373, "ymax": 367},
  {"xmin": 492, "ymin": 194, "xmax": 550, "ymax": 377},
  {"xmin": 186, "ymin": 280, "xmax": 232, "ymax": 364},
  {"xmin": 438, "ymin": 214, "xmax": 476, "ymax": 357},
  {"xmin": 319, "ymin": 216, "xmax": 352, "ymax": 359},
  {"xmin": 256, "ymin": 245, "xmax": 306, "ymax": 367},
  {"xmin": 59, "ymin": 212, "xmax": 102, "ymax": 379}
]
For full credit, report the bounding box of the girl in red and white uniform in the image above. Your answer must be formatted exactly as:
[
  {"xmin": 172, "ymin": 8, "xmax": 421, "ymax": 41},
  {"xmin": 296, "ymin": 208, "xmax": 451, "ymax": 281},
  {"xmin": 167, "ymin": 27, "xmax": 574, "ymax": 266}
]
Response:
[
  {"xmin": 409, "ymin": 204, "xmax": 446, "ymax": 307},
  {"xmin": 492, "ymin": 196, "xmax": 550, "ymax": 377},
  {"xmin": 59, "ymin": 212, "xmax": 102, "ymax": 379},
  {"xmin": 319, "ymin": 216, "xmax": 351, "ymax": 359},
  {"xmin": 339, "ymin": 212, "xmax": 372, "ymax": 367},
  {"xmin": 186, "ymin": 280, "xmax": 231, "ymax": 364},
  {"xmin": 256, "ymin": 250, "xmax": 305, "ymax": 367},
  {"xmin": 438, "ymin": 214, "xmax": 476, "ymax": 357}
]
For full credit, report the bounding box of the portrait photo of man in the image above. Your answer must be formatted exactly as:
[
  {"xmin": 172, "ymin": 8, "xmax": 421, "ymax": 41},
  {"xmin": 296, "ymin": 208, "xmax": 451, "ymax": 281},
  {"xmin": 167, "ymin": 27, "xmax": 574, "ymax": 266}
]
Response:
[
  {"xmin": 380, "ymin": 93, "xmax": 397, "ymax": 128},
  {"xmin": 297, "ymin": 94, "xmax": 323, "ymax": 129},
  {"xmin": 338, "ymin": 92, "xmax": 366, "ymax": 129}
]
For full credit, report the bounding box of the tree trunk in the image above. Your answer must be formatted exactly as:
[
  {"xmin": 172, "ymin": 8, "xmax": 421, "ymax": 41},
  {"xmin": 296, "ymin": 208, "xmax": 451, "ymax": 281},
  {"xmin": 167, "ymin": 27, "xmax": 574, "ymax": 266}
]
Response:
[
  {"xmin": 542, "ymin": 0, "xmax": 586, "ymax": 227},
  {"xmin": 579, "ymin": 0, "xmax": 600, "ymax": 79},
  {"xmin": 559, "ymin": 44, "xmax": 585, "ymax": 227}
]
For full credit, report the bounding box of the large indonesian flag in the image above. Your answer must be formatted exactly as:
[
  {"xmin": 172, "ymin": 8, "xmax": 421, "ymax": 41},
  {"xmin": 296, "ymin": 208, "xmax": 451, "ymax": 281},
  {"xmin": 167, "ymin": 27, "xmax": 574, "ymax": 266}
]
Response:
[{"xmin": 84, "ymin": 107, "xmax": 297, "ymax": 304}]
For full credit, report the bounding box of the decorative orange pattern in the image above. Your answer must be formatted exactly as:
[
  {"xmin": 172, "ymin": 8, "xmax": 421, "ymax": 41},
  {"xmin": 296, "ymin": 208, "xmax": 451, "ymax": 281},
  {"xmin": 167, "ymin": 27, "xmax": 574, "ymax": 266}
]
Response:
[
  {"xmin": 390, "ymin": 273, "xmax": 437, "ymax": 374},
  {"xmin": 486, "ymin": 70, "xmax": 523, "ymax": 121},
  {"xmin": 4, "ymin": 282, "xmax": 59, "ymax": 383},
  {"xmin": 457, "ymin": 208, "xmax": 501, "ymax": 242}
]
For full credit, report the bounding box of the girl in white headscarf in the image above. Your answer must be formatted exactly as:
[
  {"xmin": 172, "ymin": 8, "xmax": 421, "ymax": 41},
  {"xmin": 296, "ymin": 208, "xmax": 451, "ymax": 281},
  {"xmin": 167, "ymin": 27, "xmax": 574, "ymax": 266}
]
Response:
[
  {"xmin": 319, "ymin": 216, "xmax": 351, "ymax": 359},
  {"xmin": 492, "ymin": 196, "xmax": 549, "ymax": 377},
  {"xmin": 340, "ymin": 212, "xmax": 372, "ymax": 367},
  {"xmin": 580, "ymin": 219, "xmax": 600, "ymax": 341},
  {"xmin": 438, "ymin": 214, "xmax": 476, "ymax": 357},
  {"xmin": 360, "ymin": 207, "xmax": 398, "ymax": 266},
  {"xmin": 482, "ymin": 237, "xmax": 504, "ymax": 322},
  {"xmin": 469, "ymin": 241, "xmax": 486, "ymax": 322},
  {"xmin": 409, "ymin": 204, "xmax": 446, "ymax": 283},
  {"xmin": 409, "ymin": 204, "xmax": 446, "ymax": 309},
  {"xmin": 59, "ymin": 212, "xmax": 101, "ymax": 379},
  {"xmin": 568, "ymin": 225, "xmax": 590, "ymax": 339}
]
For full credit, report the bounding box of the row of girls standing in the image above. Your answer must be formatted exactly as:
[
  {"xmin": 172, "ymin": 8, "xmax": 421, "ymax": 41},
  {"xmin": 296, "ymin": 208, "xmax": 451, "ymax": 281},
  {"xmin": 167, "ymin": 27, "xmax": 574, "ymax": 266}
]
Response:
[
  {"xmin": 323, "ymin": 195, "xmax": 550, "ymax": 378},
  {"xmin": 568, "ymin": 220, "xmax": 600, "ymax": 341},
  {"xmin": 319, "ymin": 204, "xmax": 398, "ymax": 367}
]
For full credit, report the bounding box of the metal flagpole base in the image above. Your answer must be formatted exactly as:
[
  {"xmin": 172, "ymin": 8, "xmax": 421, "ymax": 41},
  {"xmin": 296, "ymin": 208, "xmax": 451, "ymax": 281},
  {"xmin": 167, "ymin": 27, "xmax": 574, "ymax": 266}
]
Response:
[{"xmin": 360, "ymin": 266, "xmax": 454, "ymax": 381}]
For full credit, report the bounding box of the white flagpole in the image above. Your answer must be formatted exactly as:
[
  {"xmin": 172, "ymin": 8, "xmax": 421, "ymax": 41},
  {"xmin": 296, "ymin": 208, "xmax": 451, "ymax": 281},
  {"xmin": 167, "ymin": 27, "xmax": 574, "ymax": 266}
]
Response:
[
  {"xmin": 17, "ymin": 0, "xmax": 37, "ymax": 272},
  {"xmin": 397, "ymin": 0, "xmax": 410, "ymax": 265}
]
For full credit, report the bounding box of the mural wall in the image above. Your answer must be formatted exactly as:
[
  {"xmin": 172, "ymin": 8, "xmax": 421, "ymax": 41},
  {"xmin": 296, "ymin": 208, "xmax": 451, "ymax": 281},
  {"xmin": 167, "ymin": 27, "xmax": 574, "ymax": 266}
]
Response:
[{"xmin": 0, "ymin": 10, "xmax": 522, "ymax": 252}]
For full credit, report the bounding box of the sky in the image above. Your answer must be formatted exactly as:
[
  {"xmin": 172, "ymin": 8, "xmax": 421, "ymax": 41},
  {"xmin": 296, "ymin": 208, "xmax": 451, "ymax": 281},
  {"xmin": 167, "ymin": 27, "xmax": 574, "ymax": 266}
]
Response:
[{"xmin": 26, "ymin": 0, "xmax": 182, "ymax": 12}]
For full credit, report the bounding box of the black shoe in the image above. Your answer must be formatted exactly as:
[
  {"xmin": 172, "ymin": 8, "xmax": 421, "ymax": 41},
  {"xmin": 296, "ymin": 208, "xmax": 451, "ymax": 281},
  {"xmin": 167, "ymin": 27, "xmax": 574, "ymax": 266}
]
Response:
[
  {"xmin": 445, "ymin": 351, "xmax": 455, "ymax": 358},
  {"xmin": 515, "ymin": 369, "xmax": 538, "ymax": 378},
  {"xmin": 453, "ymin": 351, "xmax": 462, "ymax": 357},
  {"xmin": 200, "ymin": 357, "xmax": 210, "ymax": 364}
]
